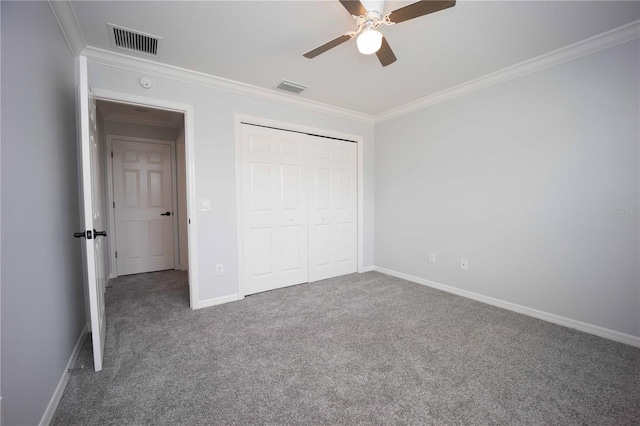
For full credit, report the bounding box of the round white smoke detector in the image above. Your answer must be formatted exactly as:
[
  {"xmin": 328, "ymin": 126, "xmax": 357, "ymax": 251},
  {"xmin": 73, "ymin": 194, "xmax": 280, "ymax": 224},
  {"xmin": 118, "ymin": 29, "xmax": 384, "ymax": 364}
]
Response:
[{"xmin": 139, "ymin": 76, "xmax": 153, "ymax": 89}]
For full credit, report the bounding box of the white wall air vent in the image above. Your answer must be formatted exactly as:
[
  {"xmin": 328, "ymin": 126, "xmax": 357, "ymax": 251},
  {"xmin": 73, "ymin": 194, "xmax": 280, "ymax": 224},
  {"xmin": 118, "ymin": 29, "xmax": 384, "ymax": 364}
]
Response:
[
  {"xmin": 108, "ymin": 24, "xmax": 161, "ymax": 57},
  {"xmin": 276, "ymin": 80, "xmax": 307, "ymax": 94}
]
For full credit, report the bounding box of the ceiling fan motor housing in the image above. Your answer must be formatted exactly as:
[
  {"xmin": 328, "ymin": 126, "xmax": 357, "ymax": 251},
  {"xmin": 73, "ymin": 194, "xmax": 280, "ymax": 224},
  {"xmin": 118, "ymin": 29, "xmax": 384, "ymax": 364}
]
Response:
[{"xmin": 360, "ymin": 0, "xmax": 386, "ymax": 18}]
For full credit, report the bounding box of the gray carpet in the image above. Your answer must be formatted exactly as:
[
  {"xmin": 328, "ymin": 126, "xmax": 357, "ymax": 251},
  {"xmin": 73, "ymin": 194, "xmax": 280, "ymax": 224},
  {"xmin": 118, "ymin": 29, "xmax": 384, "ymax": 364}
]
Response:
[{"xmin": 52, "ymin": 270, "xmax": 640, "ymax": 425}]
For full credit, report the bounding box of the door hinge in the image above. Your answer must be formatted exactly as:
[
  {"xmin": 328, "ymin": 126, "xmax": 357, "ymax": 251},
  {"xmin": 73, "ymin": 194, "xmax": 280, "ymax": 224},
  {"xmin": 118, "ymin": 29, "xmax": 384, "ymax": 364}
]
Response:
[
  {"xmin": 115, "ymin": 251, "xmax": 118, "ymax": 259},
  {"xmin": 111, "ymin": 151, "xmax": 113, "ymax": 158},
  {"xmin": 113, "ymin": 201, "xmax": 115, "ymax": 208}
]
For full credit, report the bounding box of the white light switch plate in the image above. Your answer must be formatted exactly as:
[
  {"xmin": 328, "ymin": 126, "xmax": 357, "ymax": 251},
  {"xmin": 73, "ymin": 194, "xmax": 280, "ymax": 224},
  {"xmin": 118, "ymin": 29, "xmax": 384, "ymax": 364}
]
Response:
[{"xmin": 197, "ymin": 198, "xmax": 211, "ymax": 211}]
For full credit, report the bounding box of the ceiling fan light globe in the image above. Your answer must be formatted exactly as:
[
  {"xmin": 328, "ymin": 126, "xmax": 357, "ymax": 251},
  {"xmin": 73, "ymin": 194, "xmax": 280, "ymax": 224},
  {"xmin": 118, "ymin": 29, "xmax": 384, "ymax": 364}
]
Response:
[{"xmin": 357, "ymin": 29, "xmax": 383, "ymax": 55}]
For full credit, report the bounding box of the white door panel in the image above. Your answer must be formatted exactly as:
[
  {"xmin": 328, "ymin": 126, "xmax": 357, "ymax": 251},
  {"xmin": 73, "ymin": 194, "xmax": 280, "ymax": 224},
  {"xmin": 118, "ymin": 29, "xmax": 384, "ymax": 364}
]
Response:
[
  {"xmin": 281, "ymin": 225, "xmax": 303, "ymax": 271},
  {"xmin": 113, "ymin": 140, "xmax": 175, "ymax": 275},
  {"xmin": 250, "ymin": 227, "xmax": 275, "ymax": 277},
  {"xmin": 241, "ymin": 125, "xmax": 309, "ymax": 295},
  {"xmin": 76, "ymin": 56, "xmax": 106, "ymax": 372},
  {"xmin": 308, "ymin": 137, "xmax": 358, "ymax": 282}
]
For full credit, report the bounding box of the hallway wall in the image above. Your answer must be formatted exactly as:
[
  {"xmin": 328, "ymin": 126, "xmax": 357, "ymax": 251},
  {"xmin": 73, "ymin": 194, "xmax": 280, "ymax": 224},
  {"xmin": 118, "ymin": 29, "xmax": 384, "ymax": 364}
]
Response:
[
  {"xmin": 103, "ymin": 121, "xmax": 180, "ymax": 142},
  {"xmin": 176, "ymin": 127, "xmax": 189, "ymax": 270}
]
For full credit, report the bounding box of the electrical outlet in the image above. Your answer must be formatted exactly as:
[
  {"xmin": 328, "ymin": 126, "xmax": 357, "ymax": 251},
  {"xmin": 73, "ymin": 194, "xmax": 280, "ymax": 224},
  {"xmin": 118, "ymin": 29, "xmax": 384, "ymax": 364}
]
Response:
[
  {"xmin": 460, "ymin": 258, "xmax": 469, "ymax": 271},
  {"xmin": 215, "ymin": 264, "xmax": 224, "ymax": 275},
  {"xmin": 428, "ymin": 252, "xmax": 436, "ymax": 264}
]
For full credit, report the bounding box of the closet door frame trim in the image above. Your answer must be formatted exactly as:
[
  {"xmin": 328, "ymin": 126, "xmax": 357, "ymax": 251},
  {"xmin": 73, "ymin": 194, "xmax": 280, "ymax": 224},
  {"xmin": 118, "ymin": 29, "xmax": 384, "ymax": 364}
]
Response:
[{"xmin": 234, "ymin": 114, "xmax": 365, "ymax": 297}]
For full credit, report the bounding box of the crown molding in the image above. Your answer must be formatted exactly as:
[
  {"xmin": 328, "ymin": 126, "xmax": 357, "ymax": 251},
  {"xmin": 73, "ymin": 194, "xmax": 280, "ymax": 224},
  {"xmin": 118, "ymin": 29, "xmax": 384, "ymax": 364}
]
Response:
[
  {"xmin": 50, "ymin": 0, "xmax": 637, "ymax": 126},
  {"xmin": 48, "ymin": 0, "xmax": 85, "ymax": 57},
  {"xmin": 375, "ymin": 20, "xmax": 640, "ymax": 123},
  {"xmin": 83, "ymin": 47, "xmax": 374, "ymax": 124},
  {"xmin": 49, "ymin": 1, "xmax": 372, "ymax": 124}
]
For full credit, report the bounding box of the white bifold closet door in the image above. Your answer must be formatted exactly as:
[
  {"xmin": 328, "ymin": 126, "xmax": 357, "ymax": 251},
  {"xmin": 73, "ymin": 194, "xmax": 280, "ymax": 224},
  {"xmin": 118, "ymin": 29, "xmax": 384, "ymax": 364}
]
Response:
[
  {"xmin": 241, "ymin": 125, "xmax": 310, "ymax": 295},
  {"xmin": 307, "ymin": 136, "xmax": 358, "ymax": 282},
  {"xmin": 240, "ymin": 124, "xmax": 357, "ymax": 295}
]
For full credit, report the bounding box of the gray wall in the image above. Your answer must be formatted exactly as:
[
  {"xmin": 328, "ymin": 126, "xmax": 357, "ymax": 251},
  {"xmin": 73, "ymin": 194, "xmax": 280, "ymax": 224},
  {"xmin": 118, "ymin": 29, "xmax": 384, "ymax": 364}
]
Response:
[
  {"xmin": 1, "ymin": 2, "xmax": 86, "ymax": 425},
  {"xmin": 375, "ymin": 39, "xmax": 640, "ymax": 337},
  {"xmin": 89, "ymin": 62, "xmax": 375, "ymax": 302}
]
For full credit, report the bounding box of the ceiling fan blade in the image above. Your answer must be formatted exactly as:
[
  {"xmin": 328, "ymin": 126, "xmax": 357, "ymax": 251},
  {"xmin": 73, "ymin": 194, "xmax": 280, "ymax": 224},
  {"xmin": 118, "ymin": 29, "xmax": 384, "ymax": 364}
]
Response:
[
  {"xmin": 376, "ymin": 37, "xmax": 397, "ymax": 67},
  {"xmin": 387, "ymin": 0, "xmax": 456, "ymax": 24},
  {"xmin": 339, "ymin": 0, "xmax": 367, "ymax": 17},
  {"xmin": 303, "ymin": 34, "xmax": 353, "ymax": 59}
]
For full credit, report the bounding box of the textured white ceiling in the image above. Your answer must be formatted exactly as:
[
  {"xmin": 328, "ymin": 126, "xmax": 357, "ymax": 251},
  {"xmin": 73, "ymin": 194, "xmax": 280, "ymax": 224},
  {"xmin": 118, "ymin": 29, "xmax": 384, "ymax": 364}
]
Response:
[{"xmin": 72, "ymin": 1, "xmax": 640, "ymax": 115}]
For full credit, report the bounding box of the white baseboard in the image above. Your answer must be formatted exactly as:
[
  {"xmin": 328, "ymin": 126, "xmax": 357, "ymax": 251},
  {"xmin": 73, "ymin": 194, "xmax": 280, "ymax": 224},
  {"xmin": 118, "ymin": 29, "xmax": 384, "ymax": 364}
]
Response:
[
  {"xmin": 359, "ymin": 265, "xmax": 375, "ymax": 273},
  {"xmin": 195, "ymin": 293, "xmax": 244, "ymax": 309},
  {"xmin": 40, "ymin": 324, "xmax": 89, "ymax": 426},
  {"xmin": 374, "ymin": 266, "xmax": 640, "ymax": 348}
]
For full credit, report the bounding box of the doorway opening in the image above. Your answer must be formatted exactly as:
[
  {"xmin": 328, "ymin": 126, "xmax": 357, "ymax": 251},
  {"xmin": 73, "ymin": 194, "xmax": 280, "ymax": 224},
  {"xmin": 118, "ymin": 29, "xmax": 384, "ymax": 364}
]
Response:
[{"xmin": 96, "ymin": 100, "xmax": 190, "ymax": 297}]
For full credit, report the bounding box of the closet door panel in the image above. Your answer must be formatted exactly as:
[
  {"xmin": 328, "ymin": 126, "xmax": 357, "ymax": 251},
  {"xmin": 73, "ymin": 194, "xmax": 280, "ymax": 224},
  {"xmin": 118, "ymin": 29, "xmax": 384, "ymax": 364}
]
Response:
[
  {"xmin": 250, "ymin": 227, "xmax": 275, "ymax": 277},
  {"xmin": 308, "ymin": 137, "xmax": 357, "ymax": 282},
  {"xmin": 241, "ymin": 125, "xmax": 308, "ymax": 295}
]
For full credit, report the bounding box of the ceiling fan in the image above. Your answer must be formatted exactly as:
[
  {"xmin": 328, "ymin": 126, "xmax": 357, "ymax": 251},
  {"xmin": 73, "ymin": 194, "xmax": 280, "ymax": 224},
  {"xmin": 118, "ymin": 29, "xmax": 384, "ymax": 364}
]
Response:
[{"xmin": 304, "ymin": 0, "xmax": 456, "ymax": 67}]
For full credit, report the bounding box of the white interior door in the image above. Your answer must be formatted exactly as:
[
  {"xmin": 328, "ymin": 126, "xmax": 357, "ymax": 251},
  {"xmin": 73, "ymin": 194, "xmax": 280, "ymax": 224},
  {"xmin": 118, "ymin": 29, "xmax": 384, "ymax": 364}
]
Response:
[
  {"xmin": 76, "ymin": 56, "xmax": 106, "ymax": 372},
  {"xmin": 112, "ymin": 140, "xmax": 175, "ymax": 275},
  {"xmin": 308, "ymin": 137, "xmax": 358, "ymax": 282},
  {"xmin": 241, "ymin": 124, "xmax": 309, "ymax": 295}
]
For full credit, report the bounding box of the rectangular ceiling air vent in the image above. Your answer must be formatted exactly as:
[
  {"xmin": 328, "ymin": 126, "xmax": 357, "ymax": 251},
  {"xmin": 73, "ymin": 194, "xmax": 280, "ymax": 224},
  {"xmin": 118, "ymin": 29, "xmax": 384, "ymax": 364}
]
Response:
[
  {"xmin": 108, "ymin": 24, "xmax": 161, "ymax": 57},
  {"xmin": 276, "ymin": 80, "xmax": 307, "ymax": 94}
]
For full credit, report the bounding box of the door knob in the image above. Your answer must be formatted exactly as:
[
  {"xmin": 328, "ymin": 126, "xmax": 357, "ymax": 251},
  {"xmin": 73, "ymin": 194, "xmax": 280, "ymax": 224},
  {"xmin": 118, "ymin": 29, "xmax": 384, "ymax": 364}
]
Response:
[
  {"xmin": 74, "ymin": 230, "xmax": 91, "ymax": 239},
  {"xmin": 161, "ymin": 212, "xmax": 171, "ymax": 216},
  {"xmin": 93, "ymin": 229, "xmax": 107, "ymax": 238}
]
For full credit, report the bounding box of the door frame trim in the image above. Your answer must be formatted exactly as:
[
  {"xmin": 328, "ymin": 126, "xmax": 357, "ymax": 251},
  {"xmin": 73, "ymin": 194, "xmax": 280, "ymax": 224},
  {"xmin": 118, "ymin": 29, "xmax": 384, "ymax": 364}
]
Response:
[
  {"xmin": 93, "ymin": 88, "xmax": 199, "ymax": 309},
  {"xmin": 106, "ymin": 135, "xmax": 180, "ymax": 276},
  {"xmin": 234, "ymin": 113, "xmax": 365, "ymax": 297}
]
